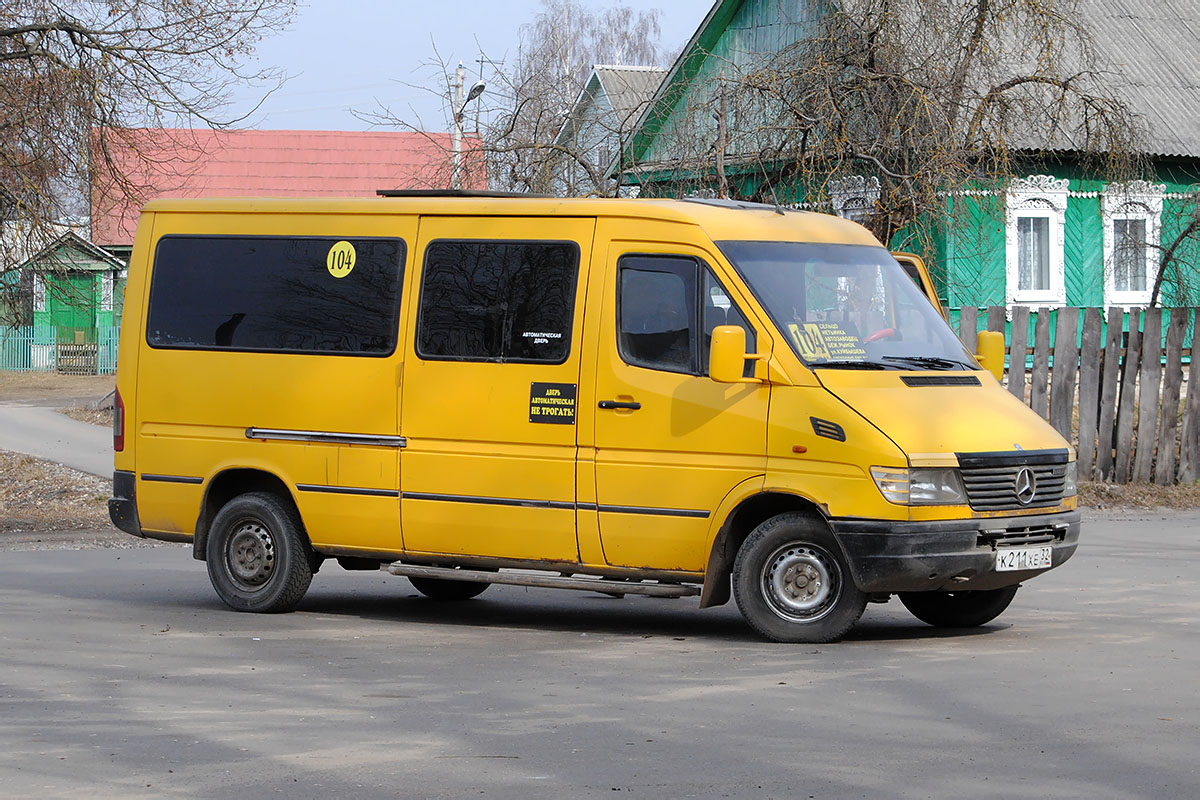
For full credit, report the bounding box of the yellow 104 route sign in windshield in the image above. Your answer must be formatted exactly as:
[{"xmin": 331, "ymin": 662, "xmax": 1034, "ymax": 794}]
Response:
[{"xmin": 788, "ymin": 322, "xmax": 867, "ymax": 362}]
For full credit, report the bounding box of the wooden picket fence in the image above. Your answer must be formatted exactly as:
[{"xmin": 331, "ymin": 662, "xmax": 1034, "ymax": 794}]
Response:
[{"xmin": 952, "ymin": 306, "xmax": 1199, "ymax": 485}]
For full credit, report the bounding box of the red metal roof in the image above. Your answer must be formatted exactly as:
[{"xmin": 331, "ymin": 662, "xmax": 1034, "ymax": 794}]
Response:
[{"xmin": 91, "ymin": 129, "xmax": 486, "ymax": 246}]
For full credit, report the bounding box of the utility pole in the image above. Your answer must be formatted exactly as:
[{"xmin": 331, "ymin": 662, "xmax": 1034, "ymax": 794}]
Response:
[
  {"xmin": 450, "ymin": 62, "xmax": 486, "ymax": 190},
  {"xmin": 451, "ymin": 62, "xmax": 465, "ymax": 190}
]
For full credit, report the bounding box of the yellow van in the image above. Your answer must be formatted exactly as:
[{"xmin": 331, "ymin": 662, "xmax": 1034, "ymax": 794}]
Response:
[{"xmin": 109, "ymin": 194, "xmax": 1079, "ymax": 643}]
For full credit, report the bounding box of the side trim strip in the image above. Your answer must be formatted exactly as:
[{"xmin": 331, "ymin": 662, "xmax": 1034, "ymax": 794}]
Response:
[
  {"xmin": 402, "ymin": 491, "xmax": 575, "ymax": 510},
  {"xmin": 402, "ymin": 492, "xmax": 708, "ymax": 518},
  {"xmin": 597, "ymin": 503, "xmax": 710, "ymax": 519},
  {"xmin": 246, "ymin": 427, "xmax": 407, "ymax": 448},
  {"xmin": 141, "ymin": 474, "xmax": 204, "ymax": 485},
  {"xmin": 297, "ymin": 484, "xmax": 400, "ymax": 498}
]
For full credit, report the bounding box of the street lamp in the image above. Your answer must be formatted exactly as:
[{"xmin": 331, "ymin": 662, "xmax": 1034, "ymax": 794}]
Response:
[{"xmin": 451, "ymin": 63, "xmax": 486, "ymax": 190}]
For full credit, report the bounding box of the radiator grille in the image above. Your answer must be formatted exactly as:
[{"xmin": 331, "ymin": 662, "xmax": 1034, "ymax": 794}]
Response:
[{"xmin": 957, "ymin": 450, "xmax": 1069, "ymax": 511}]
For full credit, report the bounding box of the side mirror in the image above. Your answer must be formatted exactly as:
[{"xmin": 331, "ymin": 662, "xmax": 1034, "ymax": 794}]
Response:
[
  {"xmin": 976, "ymin": 330, "xmax": 1005, "ymax": 383},
  {"xmin": 710, "ymin": 325, "xmax": 761, "ymax": 384}
]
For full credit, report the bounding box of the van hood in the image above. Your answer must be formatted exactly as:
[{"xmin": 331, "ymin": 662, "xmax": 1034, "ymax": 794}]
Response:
[{"xmin": 815, "ymin": 369, "xmax": 1071, "ymax": 465}]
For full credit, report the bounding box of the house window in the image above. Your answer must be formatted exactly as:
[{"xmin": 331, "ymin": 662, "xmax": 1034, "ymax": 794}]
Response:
[
  {"xmin": 101, "ymin": 272, "xmax": 114, "ymax": 312},
  {"xmin": 1113, "ymin": 219, "xmax": 1147, "ymax": 291},
  {"xmin": 1102, "ymin": 182, "xmax": 1163, "ymax": 306},
  {"xmin": 1017, "ymin": 216, "xmax": 1051, "ymax": 291},
  {"xmin": 829, "ymin": 176, "xmax": 880, "ymax": 224},
  {"xmin": 1005, "ymin": 175, "xmax": 1068, "ymax": 306},
  {"xmin": 33, "ymin": 273, "xmax": 45, "ymax": 312}
]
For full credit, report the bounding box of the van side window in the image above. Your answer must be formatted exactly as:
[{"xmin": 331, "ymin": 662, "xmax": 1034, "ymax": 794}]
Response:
[
  {"xmin": 417, "ymin": 240, "xmax": 579, "ymax": 363},
  {"xmin": 146, "ymin": 236, "xmax": 405, "ymax": 356},
  {"xmin": 618, "ymin": 256, "xmax": 698, "ymax": 373},
  {"xmin": 618, "ymin": 255, "xmax": 756, "ymax": 376}
]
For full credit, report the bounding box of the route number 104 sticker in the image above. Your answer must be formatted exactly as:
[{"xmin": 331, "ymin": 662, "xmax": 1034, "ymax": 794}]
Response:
[{"xmin": 326, "ymin": 241, "xmax": 357, "ymax": 278}]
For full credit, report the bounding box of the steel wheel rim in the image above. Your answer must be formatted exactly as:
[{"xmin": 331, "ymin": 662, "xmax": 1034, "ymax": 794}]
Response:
[
  {"xmin": 761, "ymin": 542, "xmax": 842, "ymax": 623},
  {"xmin": 225, "ymin": 519, "xmax": 277, "ymax": 591}
]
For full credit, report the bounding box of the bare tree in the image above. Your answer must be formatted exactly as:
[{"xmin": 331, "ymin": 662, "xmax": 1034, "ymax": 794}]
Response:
[
  {"xmin": 1, "ymin": 0, "xmax": 295, "ymax": 324},
  {"xmin": 1151, "ymin": 190, "xmax": 1200, "ymax": 308},
  {"xmin": 360, "ymin": 0, "xmax": 667, "ymax": 196},
  {"xmin": 622, "ymin": 0, "xmax": 1146, "ymax": 255}
]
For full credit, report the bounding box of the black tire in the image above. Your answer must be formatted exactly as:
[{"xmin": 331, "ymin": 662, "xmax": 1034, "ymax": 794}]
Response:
[
  {"xmin": 409, "ymin": 576, "xmax": 490, "ymax": 601},
  {"xmin": 732, "ymin": 513, "xmax": 867, "ymax": 643},
  {"xmin": 899, "ymin": 585, "xmax": 1019, "ymax": 628},
  {"xmin": 206, "ymin": 492, "xmax": 313, "ymax": 613}
]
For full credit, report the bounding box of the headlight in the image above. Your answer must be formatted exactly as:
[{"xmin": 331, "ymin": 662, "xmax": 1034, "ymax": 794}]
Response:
[
  {"xmin": 1063, "ymin": 461, "xmax": 1077, "ymax": 497},
  {"xmin": 871, "ymin": 467, "xmax": 967, "ymax": 505}
]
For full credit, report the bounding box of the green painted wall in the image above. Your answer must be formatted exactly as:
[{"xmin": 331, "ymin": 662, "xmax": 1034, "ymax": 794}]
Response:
[
  {"xmin": 935, "ymin": 163, "xmax": 1199, "ymax": 309},
  {"xmin": 944, "ymin": 194, "xmax": 1005, "ymax": 307}
]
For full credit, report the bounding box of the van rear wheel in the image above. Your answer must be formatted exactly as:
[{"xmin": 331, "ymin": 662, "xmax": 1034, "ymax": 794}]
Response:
[
  {"xmin": 206, "ymin": 492, "xmax": 313, "ymax": 613},
  {"xmin": 899, "ymin": 585, "xmax": 1019, "ymax": 628},
  {"xmin": 732, "ymin": 513, "xmax": 867, "ymax": 643}
]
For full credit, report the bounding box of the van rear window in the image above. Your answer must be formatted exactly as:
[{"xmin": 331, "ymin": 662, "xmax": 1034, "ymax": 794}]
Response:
[
  {"xmin": 146, "ymin": 236, "xmax": 405, "ymax": 356},
  {"xmin": 416, "ymin": 240, "xmax": 578, "ymax": 363}
]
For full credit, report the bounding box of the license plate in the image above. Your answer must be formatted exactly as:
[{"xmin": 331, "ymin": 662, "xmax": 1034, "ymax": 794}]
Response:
[{"xmin": 995, "ymin": 546, "xmax": 1053, "ymax": 572}]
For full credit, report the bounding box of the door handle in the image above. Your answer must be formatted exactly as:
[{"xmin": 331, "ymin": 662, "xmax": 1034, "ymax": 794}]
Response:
[{"xmin": 598, "ymin": 400, "xmax": 641, "ymax": 410}]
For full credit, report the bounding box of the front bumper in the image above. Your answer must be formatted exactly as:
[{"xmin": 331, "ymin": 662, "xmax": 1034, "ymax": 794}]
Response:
[{"xmin": 831, "ymin": 510, "xmax": 1080, "ymax": 593}]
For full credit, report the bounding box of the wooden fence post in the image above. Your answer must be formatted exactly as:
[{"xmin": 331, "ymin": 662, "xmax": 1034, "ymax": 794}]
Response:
[
  {"xmin": 959, "ymin": 306, "xmax": 978, "ymax": 353},
  {"xmin": 1009, "ymin": 306, "xmax": 1030, "ymax": 400},
  {"xmin": 1178, "ymin": 309, "xmax": 1200, "ymax": 483},
  {"xmin": 1030, "ymin": 308, "xmax": 1051, "ymax": 420},
  {"xmin": 1095, "ymin": 307, "xmax": 1125, "ymax": 482},
  {"xmin": 1155, "ymin": 310, "xmax": 1188, "ymax": 484},
  {"xmin": 1132, "ymin": 308, "xmax": 1163, "ymax": 483},
  {"xmin": 1076, "ymin": 308, "xmax": 1103, "ymax": 479},
  {"xmin": 1115, "ymin": 315, "xmax": 1142, "ymax": 484},
  {"xmin": 1049, "ymin": 307, "xmax": 1080, "ymax": 439},
  {"xmin": 987, "ymin": 306, "xmax": 1006, "ymax": 333}
]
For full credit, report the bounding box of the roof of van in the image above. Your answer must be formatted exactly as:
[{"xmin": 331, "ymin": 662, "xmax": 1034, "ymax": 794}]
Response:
[{"xmin": 140, "ymin": 196, "xmax": 882, "ymax": 246}]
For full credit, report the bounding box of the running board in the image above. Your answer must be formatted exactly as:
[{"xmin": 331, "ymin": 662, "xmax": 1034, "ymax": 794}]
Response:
[{"xmin": 387, "ymin": 564, "xmax": 700, "ymax": 598}]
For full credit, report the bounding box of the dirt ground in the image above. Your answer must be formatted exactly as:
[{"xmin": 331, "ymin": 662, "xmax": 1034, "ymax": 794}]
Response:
[{"xmin": 0, "ymin": 372, "xmax": 114, "ymax": 405}]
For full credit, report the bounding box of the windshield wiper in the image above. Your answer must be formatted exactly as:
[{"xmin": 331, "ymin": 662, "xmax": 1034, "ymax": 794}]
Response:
[
  {"xmin": 881, "ymin": 355, "xmax": 974, "ymax": 370},
  {"xmin": 812, "ymin": 360, "xmax": 893, "ymax": 370}
]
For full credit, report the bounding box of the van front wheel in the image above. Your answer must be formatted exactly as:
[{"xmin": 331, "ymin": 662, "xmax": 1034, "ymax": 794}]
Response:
[
  {"xmin": 206, "ymin": 492, "xmax": 313, "ymax": 613},
  {"xmin": 899, "ymin": 585, "xmax": 1019, "ymax": 628},
  {"xmin": 732, "ymin": 513, "xmax": 867, "ymax": 643}
]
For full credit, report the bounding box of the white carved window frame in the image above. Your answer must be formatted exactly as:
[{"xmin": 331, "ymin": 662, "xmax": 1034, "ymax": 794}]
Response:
[
  {"xmin": 1006, "ymin": 175, "xmax": 1068, "ymax": 306},
  {"xmin": 1102, "ymin": 181, "xmax": 1163, "ymax": 307},
  {"xmin": 101, "ymin": 272, "xmax": 114, "ymax": 312},
  {"xmin": 33, "ymin": 272, "xmax": 46, "ymax": 312},
  {"xmin": 829, "ymin": 176, "xmax": 881, "ymax": 223}
]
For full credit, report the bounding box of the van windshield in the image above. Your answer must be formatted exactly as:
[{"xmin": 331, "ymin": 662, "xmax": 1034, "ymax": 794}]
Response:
[{"xmin": 718, "ymin": 241, "xmax": 974, "ymax": 370}]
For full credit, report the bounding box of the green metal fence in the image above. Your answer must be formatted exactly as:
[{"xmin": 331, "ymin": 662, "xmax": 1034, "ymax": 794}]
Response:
[{"xmin": 0, "ymin": 326, "xmax": 119, "ymax": 374}]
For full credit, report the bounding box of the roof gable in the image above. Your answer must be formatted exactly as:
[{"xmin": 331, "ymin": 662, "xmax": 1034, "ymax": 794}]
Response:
[
  {"xmin": 555, "ymin": 65, "xmax": 666, "ymax": 148},
  {"xmin": 18, "ymin": 231, "xmax": 124, "ymax": 272}
]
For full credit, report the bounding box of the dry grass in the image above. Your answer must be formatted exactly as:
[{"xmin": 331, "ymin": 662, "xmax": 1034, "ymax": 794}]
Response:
[
  {"xmin": 59, "ymin": 406, "xmax": 114, "ymax": 427},
  {"xmin": 1078, "ymin": 480, "xmax": 1200, "ymax": 510},
  {"xmin": 0, "ymin": 371, "xmax": 114, "ymax": 403},
  {"xmin": 0, "ymin": 449, "xmax": 112, "ymax": 532}
]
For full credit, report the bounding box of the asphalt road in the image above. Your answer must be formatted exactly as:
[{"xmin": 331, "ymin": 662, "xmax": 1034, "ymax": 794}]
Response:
[
  {"xmin": 0, "ymin": 404, "xmax": 112, "ymax": 477},
  {"xmin": 0, "ymin": 511, "xmax": 1197, "ymax": 799}
]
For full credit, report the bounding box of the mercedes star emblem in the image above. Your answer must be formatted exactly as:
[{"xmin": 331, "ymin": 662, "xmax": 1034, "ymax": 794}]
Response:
[{"xmin": 1014, "ymin": 467, "xmax": 1037, "ymax": 505}]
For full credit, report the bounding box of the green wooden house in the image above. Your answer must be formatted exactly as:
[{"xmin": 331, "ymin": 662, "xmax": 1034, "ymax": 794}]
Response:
[
  {"xmin": 3, "ymin": 230, "xmax": 127, "ymax": 331},
  {"xmin": 0, "ymin": 231, "xmax": 126, "ymax": 371},
  {"xmin": 618, "ymin": 0, "xmax": 1200, "ymax": 310}
]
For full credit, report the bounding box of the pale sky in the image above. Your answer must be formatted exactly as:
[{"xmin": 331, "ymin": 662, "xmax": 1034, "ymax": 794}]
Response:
[{"xmin": 224, "ymin": 0, "xmax": 710, "ymax": 132}]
